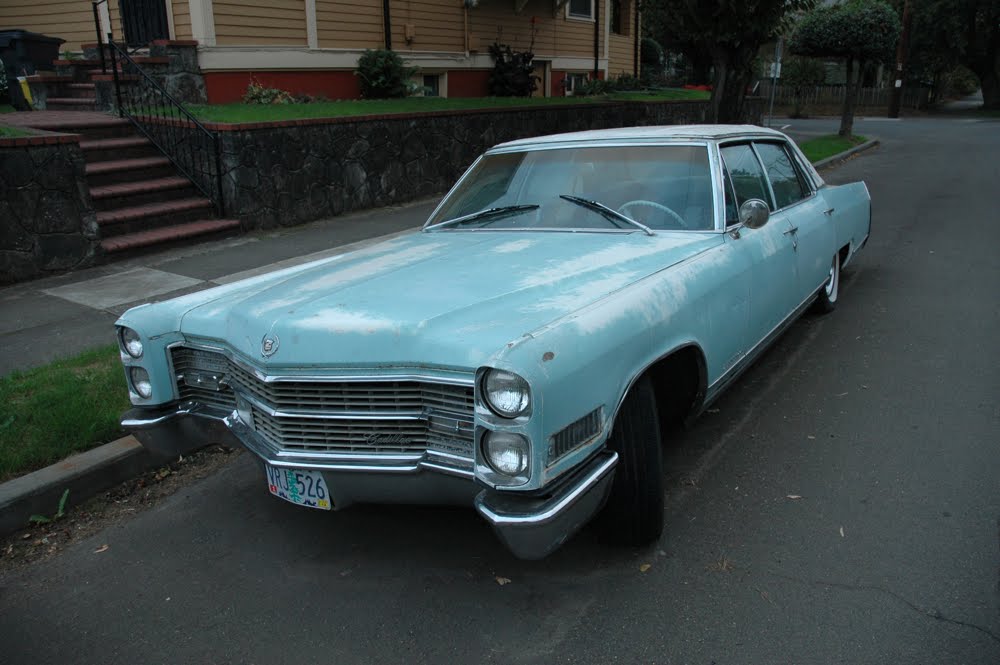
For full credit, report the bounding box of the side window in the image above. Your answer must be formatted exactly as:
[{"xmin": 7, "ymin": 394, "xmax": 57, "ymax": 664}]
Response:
[
  {"xmin": 755, "ymin": 142, "xmax": 807, "ymax": 209},
  {"xmin": 720, "ymin": 144, "xmax": 773, "ymax": 210}
]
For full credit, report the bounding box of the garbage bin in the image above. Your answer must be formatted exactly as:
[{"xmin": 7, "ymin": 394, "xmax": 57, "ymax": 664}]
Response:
[{"xmin": 0, "ymin": 30, "xmax": 65, "ymax": 110}]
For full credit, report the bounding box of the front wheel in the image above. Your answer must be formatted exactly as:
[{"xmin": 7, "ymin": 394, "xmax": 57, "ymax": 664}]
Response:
[
  {"xmin": 595, "ymin": 375, "xmax": 664, "ymax": 545},
  {"xmin": 813, "ymin": 254, "xmax": 841, "ymax": 313}
]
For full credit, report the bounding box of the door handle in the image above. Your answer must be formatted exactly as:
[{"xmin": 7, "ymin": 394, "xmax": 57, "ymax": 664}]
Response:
[
  {"xmin": 783, "ymin": 226, "xmax": 798, "ymax": 235},
  {"xmin": 824, "ymin": 208, "xmax": 835, "ymax": 216}
]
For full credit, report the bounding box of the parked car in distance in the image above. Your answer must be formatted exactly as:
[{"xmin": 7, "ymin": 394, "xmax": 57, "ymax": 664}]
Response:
[{"xmin": 118, "ymin": 125, "xmax": 871, "ymax": 559}]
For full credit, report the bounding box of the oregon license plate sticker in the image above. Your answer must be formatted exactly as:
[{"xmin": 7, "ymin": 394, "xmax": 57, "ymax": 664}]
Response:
[{"xmin": 265, "ymin": 465, "xmax": 332, "ymax": 510}]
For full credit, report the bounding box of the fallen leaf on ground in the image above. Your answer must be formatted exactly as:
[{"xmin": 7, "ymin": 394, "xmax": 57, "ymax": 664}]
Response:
[
  {"xmin": 20, "ymin": 533, "xmax": 31, "ymax": 540},
  {"xmin": 786, "ymin": 494, "xmax": 803, "ymax": 500},
  {"xmin": 835, "ymin": 392, "xmax": 848, "ymax": 397},
  {"xmin": 93, "ymin": 544, "xmax": 109, "ymax": 553},
  {"xmin": 639, "ymin": 563, "xmax": 651, "ymax": 572},
  {"xmin": 839, "ymin": 526, "xmax": 845, "ymax": 538},
  {"xmin": 495, "ymin": 576, "xmax": 511, "ymax": 586},
  {"xmin": 807, "ymin": 435, "xmax": 816, "ymax": 440}
]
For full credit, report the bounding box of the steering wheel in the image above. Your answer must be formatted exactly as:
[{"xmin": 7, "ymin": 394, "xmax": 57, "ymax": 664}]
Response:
[{"xmin": 618, "ymin": 200, "xmax": 687, "ymax": 229}]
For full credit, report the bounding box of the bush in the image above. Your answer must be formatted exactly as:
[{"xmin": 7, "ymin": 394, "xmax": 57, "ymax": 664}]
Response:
[
  {"xmin": 0, "ymin": 57, "xmax": 7, "ymax": 103},
  {"xmin": 640, "ymin": 38, "xmax": 664, "ymax": 78},
  {"xmin": 572, "ymin": 72, "xmax": 647, "ymax": 97},
  {"xmin": 488, "ymin": 42, "xmax": 539, "ymax": 97},
  {"xmin": 242, "ymin": 77, "xmax": 293, "ymax": 105},
  {"xmin": 356, "ymin": 49, "xmax": 417, "ymax": 99}
]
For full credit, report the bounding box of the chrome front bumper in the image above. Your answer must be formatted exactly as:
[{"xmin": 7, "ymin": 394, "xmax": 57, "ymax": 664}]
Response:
[{"xmin": 122, "ymin": 404, "xmax": 618, "ymax": 559}]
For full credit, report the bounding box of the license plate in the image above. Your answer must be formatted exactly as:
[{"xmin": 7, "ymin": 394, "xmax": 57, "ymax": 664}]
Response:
[{"xmin": 265, "ymin": 465, "xmax": 332, "ymax": 510}]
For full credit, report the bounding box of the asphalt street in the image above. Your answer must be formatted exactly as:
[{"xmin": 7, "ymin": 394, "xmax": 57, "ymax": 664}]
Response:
[{"xmin": 1, "ymin": 114, "xmax": 998, "ymax": 664}]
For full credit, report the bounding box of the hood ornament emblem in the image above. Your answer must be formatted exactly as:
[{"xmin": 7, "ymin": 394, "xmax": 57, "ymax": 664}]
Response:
[{"xmin": 261, "ymin": 335, "xmax": 280, "ymax": 358}]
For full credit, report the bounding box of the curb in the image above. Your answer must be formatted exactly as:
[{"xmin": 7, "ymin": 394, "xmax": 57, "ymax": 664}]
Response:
[
  {"xmin": 0, "ymin": 435, "xmax": 176, "ymax": 538},
  {"xmin": 813, "ymin": 138, "xmax": 880, "ymax": 170}
]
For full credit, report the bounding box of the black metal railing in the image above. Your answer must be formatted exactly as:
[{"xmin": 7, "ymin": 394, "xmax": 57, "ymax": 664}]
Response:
[
  {"xmin": 91, "ymin": 0, "xmax": 109, "ymax": 73},
  {"xmin": 108, "ymin": 38, "xmax": 226, "ymax": 216}
]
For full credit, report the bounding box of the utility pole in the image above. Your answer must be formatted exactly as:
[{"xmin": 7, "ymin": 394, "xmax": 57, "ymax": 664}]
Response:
[
  {"xmin": 767, "ymin": 37, "xmax": 783, "ymax": 127},
  {"xmin": 888, "ymin": 0, "xmax": 912, "ymax": 118}
]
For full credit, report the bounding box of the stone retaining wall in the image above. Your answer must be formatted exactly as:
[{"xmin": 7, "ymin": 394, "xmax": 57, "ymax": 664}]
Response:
[
  {"xmin": 0, "ymin": 133, "xmax": 99, "ymax": 283},
  {"xmin": 165, "ymin": 98, "xmax": 763, "ymax": 229}
]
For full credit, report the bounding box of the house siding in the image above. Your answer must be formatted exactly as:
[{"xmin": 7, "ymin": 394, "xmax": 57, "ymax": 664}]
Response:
[
  {"xmin": 316, "ymin": 0, "xmax": 384, "ymax": 49},
  {"xmin": 172, "ymin": 0, "xmax": 192, "ymax": 41},
  {"xmin": 607, "ymin": 0, "xmax": 637, "ymax": 76},
  {"xmin": 213, "ymin": 0, "xmax": 308, "ymax": 46},
  {"xmin": 466, "ymin": 0, "xmax": 598, "ymax": 60},
  {"xmin": 0, "ymin": 1, "xmax": 94, "ymax": 51}
]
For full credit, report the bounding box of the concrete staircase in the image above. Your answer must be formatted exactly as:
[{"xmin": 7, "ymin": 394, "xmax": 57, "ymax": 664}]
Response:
[{"xmin": 26, "ymin": 113, "xmax": 240, "ymax": 255}]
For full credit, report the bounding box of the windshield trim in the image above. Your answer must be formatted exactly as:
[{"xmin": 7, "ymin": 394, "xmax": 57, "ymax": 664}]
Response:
[{"xmin": 422, "ymin": 141, "xmax": 721, "ymax": 233}]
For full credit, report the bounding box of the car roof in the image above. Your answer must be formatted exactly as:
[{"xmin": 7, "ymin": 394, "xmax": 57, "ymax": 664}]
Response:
[{"xmin": 492, "ymin": 124, "xmax": 787, "ymax": 151}]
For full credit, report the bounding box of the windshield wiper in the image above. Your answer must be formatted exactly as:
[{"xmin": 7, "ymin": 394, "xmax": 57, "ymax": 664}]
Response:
[
  {"xmin": 559, "ymin": 194, "xmax": 655, "ymax": 236},
  {"xmin": 424, "ymin": 204, "xmax": 540, "ymax": 231}
]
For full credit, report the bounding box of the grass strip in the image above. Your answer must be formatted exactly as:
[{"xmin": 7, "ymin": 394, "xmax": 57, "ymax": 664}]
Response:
[
  {"xmin": 182, "ymin": 89, "xmax": 709, "ymax": 123},
  {"xmin": 0, "ymin": 125, "xmax": 30, "ymax": 138},
  {"xmin": 0, "ymin": 345, "xmax": 130, "ymax": 481},
  {"xmin": 0, "ymin": 104, "xmax": 15, "ymax": 114},
  {"xmin": 798, "ymin": 134, "xmax": 867, "ymax": 163}
]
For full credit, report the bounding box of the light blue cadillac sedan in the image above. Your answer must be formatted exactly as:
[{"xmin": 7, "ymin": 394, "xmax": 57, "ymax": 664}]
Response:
[{"xmin": 117, "ymin": 125, "xmax": 871, "ymax": 559}]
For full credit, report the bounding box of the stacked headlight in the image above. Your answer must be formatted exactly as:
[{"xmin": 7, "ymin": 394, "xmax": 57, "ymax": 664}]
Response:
[
  {"xmin": 119, "ymin": 327, "xmax": 143, "ymax": 358},
  {"xmin": 129, "ymin": 366, "xmax": 153, "ymax": 399},
  {"xmin": 482, "ymin": 431, "xmax": 529, "ymax": 476},
  {"xmin": 482, "ymin": 369, "xmax": 531, "ymax": 418}
]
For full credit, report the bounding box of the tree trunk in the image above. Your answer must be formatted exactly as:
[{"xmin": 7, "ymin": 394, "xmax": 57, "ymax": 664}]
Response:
[
  {"xmin": 710, "ymin": 49, "xmax": 754, "ymax": 124},
  {"xmin": 839, "ymin": 57, "xmax": 860, "ymax": 138},
  {"xmin": 970, "ymin": 52, "xmax": 1000, "ymax": 110}
]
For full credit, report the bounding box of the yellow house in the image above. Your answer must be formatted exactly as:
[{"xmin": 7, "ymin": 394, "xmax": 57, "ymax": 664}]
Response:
[{"xmin": 1, "ymin": 0, "xmax": 640, "ymax": 102}]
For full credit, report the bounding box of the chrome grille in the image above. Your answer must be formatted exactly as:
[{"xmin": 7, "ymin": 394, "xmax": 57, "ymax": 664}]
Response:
[{"xmin": 171, "ymin": 347, "xmax": 475, "ymax": 465}]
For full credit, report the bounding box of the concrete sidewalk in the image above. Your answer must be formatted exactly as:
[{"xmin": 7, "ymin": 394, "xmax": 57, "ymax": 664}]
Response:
[{"xmin": 0, "ymin": 196, "xmax": 440, "ymax": 377}]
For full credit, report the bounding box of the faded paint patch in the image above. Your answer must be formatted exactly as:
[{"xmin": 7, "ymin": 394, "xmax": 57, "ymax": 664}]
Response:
[
  {"xmin": 493, "ymin": 239, "xmax": 536, "ymax": 254},
  {"xmin": 294, "ymin": 308, "xmax": 399, "ymax": 334}
]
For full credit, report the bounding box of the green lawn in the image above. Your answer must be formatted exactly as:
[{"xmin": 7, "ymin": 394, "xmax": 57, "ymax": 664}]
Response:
[
  {"xmin": 798, "ymin": 134, "xmax": 868, "ymax": 163},
  {"xmin": 183, "ymin": 89, "xmax": 709, "ymax": 123},
  {"xmin": 0, "ymin": 125, "xmax": 29, "ymax": 138},
  {"xmin": 0, "ymin": 346, "xmax": 130, "ymax": 481},
  {"xmin": 0, "ymin": 104, "xmax": 15, "ymax": 114}
]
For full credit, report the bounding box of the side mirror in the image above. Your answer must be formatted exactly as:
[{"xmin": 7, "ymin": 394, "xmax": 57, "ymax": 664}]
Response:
[{"xmin": 739, "ymin": 199, "xmax": 770, "ymax": 229}]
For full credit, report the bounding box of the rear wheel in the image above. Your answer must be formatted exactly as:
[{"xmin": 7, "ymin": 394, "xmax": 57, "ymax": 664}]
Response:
[
  {"xmin": 813, "ymin": 253, "xmax": 840, "ymax": 313},
  {"xmin": 596, "ymin": 375, "xmax": 664, "ymax": 545}
]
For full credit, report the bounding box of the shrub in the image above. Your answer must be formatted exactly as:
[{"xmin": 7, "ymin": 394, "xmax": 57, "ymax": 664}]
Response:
[
  {"xmin": 640, "ymin": 38, "xmax": 664, "ymax": 78},
  {"xmin": 572, "ymin": 73, "xmax": 646, "ymax": 97},
  {"xmin": 242, "ymin": 77, "xmax": 293, "ymax": 105},
  {"xmin": 488, "ymin": 42, "xmax": 539, "ymax": 97},
  {"xmin": 0, "ymin": 57, "xmax": 7, "ymax": 103},
  {"xmin": 356, "ymin": 49, "xmax": 417, "ymax": 99}
]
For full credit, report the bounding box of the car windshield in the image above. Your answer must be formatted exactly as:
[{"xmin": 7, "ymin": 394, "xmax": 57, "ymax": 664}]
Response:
[{"xmin": 425, "ymin": 144, "xmax": 716, "ymax": 232}]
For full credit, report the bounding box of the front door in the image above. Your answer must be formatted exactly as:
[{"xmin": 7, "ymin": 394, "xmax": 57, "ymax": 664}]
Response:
[{"xmin": 119, "ymin": 0, "xmax": 170, "ymax": 48}]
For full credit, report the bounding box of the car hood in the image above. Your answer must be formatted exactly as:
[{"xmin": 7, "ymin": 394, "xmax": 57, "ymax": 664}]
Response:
[{"xmin": 177, "ymin": 230, "xmax": 720, "ymax": 369}]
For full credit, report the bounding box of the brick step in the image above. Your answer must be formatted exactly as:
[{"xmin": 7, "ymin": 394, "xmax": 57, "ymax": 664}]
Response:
[
  {"xmin": 80, "ymin": 136, "xmax": 158, "ymax": 162},
  {"xmin": 57, "ymin": 83, "xmax": 97, "ymax": 99},
  {"xmin": 96, "ymin": 197, "xmax": 215, "ymax": 236},
  {"xmin": 46, "ymin": 97, "xmax": 98, "ymax": 111},
  {"xmin": 101, "ymin": 218, "xmax": 241, "ymax": 255},
  {"xmin": 12, "ymin": 115, "xmax": 133, "ymax": 140},
  {"xmin": 90, "ymin": 176, "xmax": 197, "ymax": 211},
  {"xmin": 86, "ymin": 155, "xmax": 175, "ymax": 186}
]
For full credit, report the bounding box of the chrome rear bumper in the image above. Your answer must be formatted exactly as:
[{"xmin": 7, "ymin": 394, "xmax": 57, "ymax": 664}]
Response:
[{"xmin": 123, "ymin": 404, "xmax": 618, "ymax": 558}]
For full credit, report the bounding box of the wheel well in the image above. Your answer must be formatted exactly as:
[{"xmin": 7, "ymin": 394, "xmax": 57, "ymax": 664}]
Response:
[
  {"xmin": 838, "ymin": 243, "xmax": 850, "ymax": 266},
  {"xmin": 642, "ymin": 345, "xmax": 707, "ymax": 435}
]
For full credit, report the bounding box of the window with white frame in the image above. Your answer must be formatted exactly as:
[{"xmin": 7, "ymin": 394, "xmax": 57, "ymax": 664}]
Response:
[{"xmin": 567, "ymin": 0, "xmax": 594, "ymax": 20}]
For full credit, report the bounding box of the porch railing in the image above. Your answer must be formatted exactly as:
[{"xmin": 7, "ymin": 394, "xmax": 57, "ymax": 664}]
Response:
[{"xmin": 108, "ymin": 37, "xmax": 226, "ymax": 216}]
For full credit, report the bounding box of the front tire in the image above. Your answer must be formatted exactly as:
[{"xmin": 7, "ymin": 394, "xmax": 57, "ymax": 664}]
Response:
[
  {"xmin": 596, "ymin": 375, "xmax": 664, "ymax": 545},
  {"xmin": 813, "ymin": 254, "xmax": 841, "ymax": 313}
]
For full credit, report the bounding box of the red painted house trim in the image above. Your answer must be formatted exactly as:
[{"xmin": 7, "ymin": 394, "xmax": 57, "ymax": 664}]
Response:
[{"xmin": 203, "ymin": 71, "xmax": 361, "ymax": 103}]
